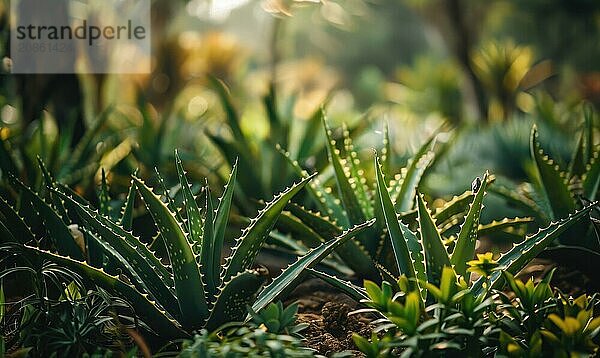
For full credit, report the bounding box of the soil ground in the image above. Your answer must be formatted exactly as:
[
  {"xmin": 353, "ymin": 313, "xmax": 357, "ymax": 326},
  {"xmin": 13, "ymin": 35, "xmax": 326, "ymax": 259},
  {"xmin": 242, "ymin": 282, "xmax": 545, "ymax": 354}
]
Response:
[{"xmin": 285, "ymin": 278, "xmax": 372, "ymax": 356}]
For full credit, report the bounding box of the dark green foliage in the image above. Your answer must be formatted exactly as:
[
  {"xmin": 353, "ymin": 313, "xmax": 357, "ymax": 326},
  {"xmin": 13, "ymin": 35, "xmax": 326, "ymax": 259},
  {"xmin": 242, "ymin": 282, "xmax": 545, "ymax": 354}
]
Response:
[
  {"xmin": 0, "ymin": 155, "xmax": 370, "ymax": 347},
  {"xmin": 179, "ymin": 302, "xmax": 314, "ymax": 357}
]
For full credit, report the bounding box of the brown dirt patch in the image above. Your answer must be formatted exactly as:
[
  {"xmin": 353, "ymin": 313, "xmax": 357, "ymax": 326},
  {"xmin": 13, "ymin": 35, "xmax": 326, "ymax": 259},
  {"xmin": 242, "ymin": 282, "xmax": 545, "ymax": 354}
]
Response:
[{"xmin": 285, "ymin": 278, "xmax": 371, "ymax": 357}]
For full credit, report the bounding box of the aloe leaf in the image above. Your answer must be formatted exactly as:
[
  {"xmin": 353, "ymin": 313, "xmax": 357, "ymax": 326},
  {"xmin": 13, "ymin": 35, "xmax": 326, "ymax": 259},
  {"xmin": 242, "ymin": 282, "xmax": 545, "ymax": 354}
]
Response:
[
  {"xmin": 52, "ymin": 189, "xmax": 180, "ymax": 316},
  {"xmin": 120, "ymin": 179, "xmax": 136, "ymax": 232},
  {"xmin": 154, "ymin": 168, "xmax": 184, "ymax": 225},
  {"xmin": 133, "ymin": 177, "xmax": 209, "ymax": 328},
  {"xmin": 252, "ymin": 219, "xmax": 375, "ymax": 313},
  {"xmin": 375, "ymin": 156, "xmax": 416, "ymax": 282},
  {"xmin": 223, "ymin": 175, "xmax": 313, "ymax": 281},
  {"xmin": 381, "ymin": 123, "xmax": 392, "ymax": 181},
  {"xmin": 55, "ymin": 185, "xmax": 172, "ymax": 283},
  {"xmin": 322, "ymin": 112, "xmax": 366, "ymax": 226},
  {"xmin": 530, "ymin": 126, "xmax": 576, "ymax": 220},
  {"xmin": 175, "ymin": 151, "xmax": 204, "ymax": 254},
  {"xmin": 322, "ymin": 112, "xmax": 377, "ymax": 256},
  {"xmin": 297, "ymin": 103, "xmax": 327, "ymax": 161},
  {"xmin": 472, "ymin": 202, "xmax": 599, "ymax": 297},
  {"xmin": 287, "ymin": 203, "xmax": 343, "ymax": 238},
  {"xmin": 87, "ymin": 169, "xmax": 111, "ymax": 267},
  {"xmin": 36, "ymin": 157, "xmax": 71, "ymax": 221},
  {"xmin": 571, "ymin": 105, "xmax": 595, "ymax": 177},
  {"xmin": 583, "ymin": 147, "xmax": 600, "ymax": 200},
  {"xmin": 375, "ymin": 264, "xmax": 401, "ymax": 292},
  {"xmin": 21, "ymin": 245, "xmax": 186, "ymax": 339},
  {"xmin": 399, "ymin": 222, "xmax": 427, "ymax": 299},
  {"xmin": 286, "ymin": 204, "xmax": 379, "ymax": 280},
  {"xmin": 432, "ymin": 191, "xmax": 474, "ymax": 228},
  {"xmin": 205, "ymin": 269, "xmax": 267, "ymax": 330},
  {"xmin": 488, "ymin": 184, "xmax": 548, "ymax": 222},
  {"xmin": 0, "ymin": 197, "xmax": 35, "ymax": 244},
  {"xmin": 10, "ymin": 177, "xmax": 83, "ymax": 260},
  {"xmin": 342, "ymin": 124, "xmax": 373, "ymax": 218},
  {"xmin": 416, "ymin": 193, "xmax": 450, "ymax": 287},
  {"xmin": 201, "ymin": 186, "xmax": 217, "ymax": 299},
  {"xmin": 277, "ymin": 145, "xmax": 347, "ymax": 225},
  {"xmin": 392, "ymin": 133, "xmax": 437, "ymax": 212},
  {"xmin": 99, "ymin": 169, "xmax": 110, "ymax": 217},
  {"xmin": 212, "ymin": 162, "xmax": 237, "ymax": 286},
  {"xmin": 451, "ymin": 172, "xmax": 489, "ymax": 278},
  {"xmin": 571, "ymin": 128, "xmax": 588, "ymax": 178},
  {"xmin": 477, "ymin": 217, "xmax": 533, "ymax": 237},
  {"xmin": 83, "ymin": 230, "xmax": 166, "ymax": 304},
  {"xmin": 307, "ymin": 268, "xmax": 369, "ymax": 301},
  {"xmin": 278, "ymin": 212, "xmax": 324, "ymax": 248}
]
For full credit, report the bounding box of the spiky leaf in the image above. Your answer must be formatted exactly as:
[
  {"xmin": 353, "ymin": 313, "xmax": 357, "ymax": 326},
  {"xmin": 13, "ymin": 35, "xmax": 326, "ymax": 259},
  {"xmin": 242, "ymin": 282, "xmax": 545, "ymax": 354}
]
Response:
[
  {"xmin": 451, "ymin": 171, "xmax": 489, "ymax": 278},
  {"xmin": 416, "ymin": 193, "xmax": 450, "ymax": 287},
  {"xmin": 205, "ymin": 269, "xmax": 267, "ymax": 330},
  {"xmin": 53, "ymin": 189, "xmax": 179, "ymax": 317},
  {"xmin": 530, "ymin": 126, "xmax": 575, "ymax": 220},
  {"xmin": 21, "ymin": 245, "xmax": 185, "ymax": 339},
  {"xmin": 472, "ymin": 202, "xmax": 599, "ymax": 296},
  {"xmin": 252, "ymin": 220, "xmax": 375, "ymax": 313},
  {"xmin": 133, "ymin": 177, "xmax": 209, "ymax": 328},
  {"xmin": 392, "ymin": 133, "xmax": 437, "ymax": 212},
  {"xmin": 223, "ymin": 176, "xmax": 313, "ymax": 281},
  {"xmin": 375, "ymin": 156, "xmax": 416, "ymax": 283}
]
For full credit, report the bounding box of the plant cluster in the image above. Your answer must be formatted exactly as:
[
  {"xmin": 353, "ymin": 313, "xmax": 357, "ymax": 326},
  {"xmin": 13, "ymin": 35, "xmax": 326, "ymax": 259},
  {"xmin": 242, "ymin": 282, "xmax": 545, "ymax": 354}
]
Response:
[
  {"xmin": 179, "ymin": 302, "xmax": 313, "ymax": 357},
  {"xmin": 0, "ymin": 82, "xmax": 598, "ymax": 356},
  {"xmin": 0, "ymin": 150, "xmax": 371, "ymax": 353},
  {"xmin": 353, "ymin": 268, "xmax": 600, "ymax": 357}
]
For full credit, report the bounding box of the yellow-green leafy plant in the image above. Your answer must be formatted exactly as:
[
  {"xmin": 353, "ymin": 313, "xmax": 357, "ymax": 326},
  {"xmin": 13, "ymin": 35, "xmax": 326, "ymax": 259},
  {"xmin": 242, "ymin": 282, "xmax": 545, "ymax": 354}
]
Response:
[
  {"xmin": 180, "ymin": 302, "xmax": 313, "ymax": 358},
  {"xmin": 498, "ymin": 270, "xmax": 600, "ymax": 356},
  {"xmin": 352, "ymin": 267, "xmax": 498, "ymax": 356}
]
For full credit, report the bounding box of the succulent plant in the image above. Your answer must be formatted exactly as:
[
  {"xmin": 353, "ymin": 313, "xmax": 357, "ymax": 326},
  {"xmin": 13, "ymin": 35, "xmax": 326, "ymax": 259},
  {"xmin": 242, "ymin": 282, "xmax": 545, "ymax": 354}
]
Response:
[
  {"xmin": 497, "ymin": 269, "xmax": 600, "ymax": 356},
  {"xmin": 486, "ymin": 108, "xmax": 600, "ymax": 280},
  {"xmin": 306, "ymin": 149, "xmax": 597, "ymax": 300},
  {"xmin": 274, "ymin": 110, "xmax": 447, "ymax": 281},
  {"xmin": 0, "ymin": 152, "xmax": 373, "ymax": 340}
]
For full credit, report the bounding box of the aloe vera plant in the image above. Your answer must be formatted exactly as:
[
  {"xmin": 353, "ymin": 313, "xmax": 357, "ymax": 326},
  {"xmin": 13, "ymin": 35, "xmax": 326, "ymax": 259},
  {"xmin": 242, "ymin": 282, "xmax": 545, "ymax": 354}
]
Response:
[
  {"xmin": 274, "ymin": 110, "xmax": 449, "ymax": 280},
  {"xmin": 276, "ymin": 110, "xmax": 537, "ymax": 287},
  {"xmin": 0, "ymin": 153, "xmax": 373, "ymax": 340},
  {"xmin": 487, "ymin": 108, "xmax": 600, "ymax": 278},
  {"xmin": 307, "ymin": 150, "xmax": 597, "ymax": 302}
]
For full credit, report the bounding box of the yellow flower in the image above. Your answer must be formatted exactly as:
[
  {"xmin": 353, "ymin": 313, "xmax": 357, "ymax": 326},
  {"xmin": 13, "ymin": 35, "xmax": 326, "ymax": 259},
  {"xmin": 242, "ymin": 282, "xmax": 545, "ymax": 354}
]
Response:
[{"xmin": 467, "ymin": 252, "xmax": 500, "ymax": 278}]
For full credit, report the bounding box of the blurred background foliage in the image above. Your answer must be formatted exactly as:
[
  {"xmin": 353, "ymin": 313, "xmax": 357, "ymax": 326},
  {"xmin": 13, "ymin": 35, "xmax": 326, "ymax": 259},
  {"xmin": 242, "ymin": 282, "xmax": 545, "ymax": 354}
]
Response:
[{"xmin": 0, "ymin": 0, "xmax": 597, "ymax": 202}]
